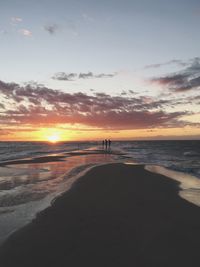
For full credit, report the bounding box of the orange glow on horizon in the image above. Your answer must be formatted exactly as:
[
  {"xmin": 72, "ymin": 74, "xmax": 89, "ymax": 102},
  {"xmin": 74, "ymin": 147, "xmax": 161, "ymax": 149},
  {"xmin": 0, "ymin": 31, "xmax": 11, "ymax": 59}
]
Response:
[
  {"xmin": 39, "ymin": 129, "xmax": 68, "ymax": 143},
  {"xmin": 0, "ymin": 125, "xmax": 200, "ymax": 144},
  {"xmin": 0, "ymin": 125, "xmax": 200, "ymax": 141}
]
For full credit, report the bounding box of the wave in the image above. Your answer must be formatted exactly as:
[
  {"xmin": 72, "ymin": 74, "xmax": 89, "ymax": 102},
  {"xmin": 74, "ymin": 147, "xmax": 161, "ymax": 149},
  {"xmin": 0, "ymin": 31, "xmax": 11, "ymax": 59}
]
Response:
[
  {"xmin": 145, "ymin": 165, "xmax": 200, "ymax": 207},
  {"xmin": 183, "ymin": 151, "xmax": 200, "ymax": 157}
]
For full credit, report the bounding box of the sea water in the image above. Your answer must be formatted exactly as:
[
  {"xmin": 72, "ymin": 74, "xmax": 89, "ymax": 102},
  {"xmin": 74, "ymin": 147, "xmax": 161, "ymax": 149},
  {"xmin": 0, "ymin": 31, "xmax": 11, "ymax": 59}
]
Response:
[
  {"xmin": 0, "ymin": 140, "xmax": 199, "ymax": 243},
  {"xmin": 116, "ymin": 140, "xmax": 200, "ymax": 178},
  {"xmin": 0, "ymin": 142, "xmax": 115, "ymax": 243},
  {"xmin": 0, "ymin": 141, "xmax": 95, "ymax": 162}
]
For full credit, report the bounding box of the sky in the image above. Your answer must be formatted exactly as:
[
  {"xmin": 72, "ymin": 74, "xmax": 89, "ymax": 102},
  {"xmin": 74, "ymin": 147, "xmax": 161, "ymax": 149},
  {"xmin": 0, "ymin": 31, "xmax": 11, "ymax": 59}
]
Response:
[{"xmin": 0, "ymin": 0, "xmax": 200, "ymax": 141}]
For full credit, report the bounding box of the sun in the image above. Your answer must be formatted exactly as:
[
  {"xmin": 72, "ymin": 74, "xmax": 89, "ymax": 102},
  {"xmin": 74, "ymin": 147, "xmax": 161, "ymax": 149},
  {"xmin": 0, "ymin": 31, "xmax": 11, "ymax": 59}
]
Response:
[
  {"xmin": 36, "ymin": 128, "xmax": 69, "ymax": 142},
  {"xmin": 47, "ymin": 133, "xmax": 60, "ymax": 143}
]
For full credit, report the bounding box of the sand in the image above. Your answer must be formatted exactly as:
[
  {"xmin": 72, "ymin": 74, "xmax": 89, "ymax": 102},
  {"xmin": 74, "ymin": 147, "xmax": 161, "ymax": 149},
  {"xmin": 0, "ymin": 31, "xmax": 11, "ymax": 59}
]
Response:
[{"xmin": 0, "ymin": 163, "xmax": 200, "ymax": 267}]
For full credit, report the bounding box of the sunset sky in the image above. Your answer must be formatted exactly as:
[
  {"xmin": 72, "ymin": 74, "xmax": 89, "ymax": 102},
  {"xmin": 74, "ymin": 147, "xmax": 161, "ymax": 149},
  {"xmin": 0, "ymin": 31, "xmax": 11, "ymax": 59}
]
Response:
[{"xmin": 0, "ymin": 0, "xmax": 200, "ymax": 141}]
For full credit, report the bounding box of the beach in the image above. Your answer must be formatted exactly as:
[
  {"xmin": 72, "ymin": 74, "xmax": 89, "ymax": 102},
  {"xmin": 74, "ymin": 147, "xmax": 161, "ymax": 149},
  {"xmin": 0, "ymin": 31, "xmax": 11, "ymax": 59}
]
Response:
[
  {"xmin": 1, "ymin": 0, "xmax": 200, "ymax": 265},
  {"xmin": 0, "ymin": 162, "xmax": 200, "ymax": 267},
  {"xmin": 0, "ymin": 148, "xmax": 118, "ymax": 244}
]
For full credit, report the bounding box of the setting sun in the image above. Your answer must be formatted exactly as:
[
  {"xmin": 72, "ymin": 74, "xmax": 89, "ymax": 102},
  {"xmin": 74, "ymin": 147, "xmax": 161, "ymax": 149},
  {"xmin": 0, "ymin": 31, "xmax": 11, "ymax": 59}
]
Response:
[
  {"xmin": 34, "ymin": 128, "xmax": 69, "ymax": 142},
  {"xmin": 47, "ymin": 133, "xmax": 61, "ymax": 143}
]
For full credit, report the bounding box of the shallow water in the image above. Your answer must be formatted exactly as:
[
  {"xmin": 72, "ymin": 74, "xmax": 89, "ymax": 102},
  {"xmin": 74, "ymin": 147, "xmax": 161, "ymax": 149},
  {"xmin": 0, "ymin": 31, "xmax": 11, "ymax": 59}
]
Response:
[
  {"xmin": 145, "ymin": 165, "xmax": 200, "ymax": 207},
  {"xmin": 0, "ymin": 151, "xmax": 116, "ymax": 244}
]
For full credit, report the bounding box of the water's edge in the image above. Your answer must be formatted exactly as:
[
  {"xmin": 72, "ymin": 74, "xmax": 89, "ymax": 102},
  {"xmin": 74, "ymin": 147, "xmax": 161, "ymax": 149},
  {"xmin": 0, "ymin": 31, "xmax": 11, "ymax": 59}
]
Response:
[{"xmin": 145, "ymin": 164, "xmax": 200, "ymax": 207}]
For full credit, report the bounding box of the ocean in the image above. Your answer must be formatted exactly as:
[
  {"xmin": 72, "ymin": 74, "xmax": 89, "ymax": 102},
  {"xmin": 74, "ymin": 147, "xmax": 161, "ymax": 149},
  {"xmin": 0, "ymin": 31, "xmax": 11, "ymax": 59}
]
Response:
[
  {"xmin": 0, "ymin": 141, "xmax": 96, "ymax": 162},
  {"xmin": 0, "ymin": 140, "xmax": 199, "ymax": 243},
  {"xmin": 0, "ymin": 140, "xmax": 199, "ymax": 177},
  {"xmin": 117, "ymin": 140, "xmax": 200, "ymax": 178}
]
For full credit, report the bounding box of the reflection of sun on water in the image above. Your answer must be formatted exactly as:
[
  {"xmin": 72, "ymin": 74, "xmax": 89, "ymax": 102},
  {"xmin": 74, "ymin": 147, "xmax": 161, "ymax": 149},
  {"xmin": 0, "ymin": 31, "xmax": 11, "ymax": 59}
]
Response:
[{"xmin": 47, "ymin": 133, "xmax": 60, "ymax": 143}]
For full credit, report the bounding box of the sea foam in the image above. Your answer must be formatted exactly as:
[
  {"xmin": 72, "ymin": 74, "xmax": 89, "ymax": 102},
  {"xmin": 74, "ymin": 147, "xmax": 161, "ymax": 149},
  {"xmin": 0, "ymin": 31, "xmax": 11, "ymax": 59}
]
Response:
[{"xmin": 145, "ymin": 165, "xmax": 200, "ymax": 207}]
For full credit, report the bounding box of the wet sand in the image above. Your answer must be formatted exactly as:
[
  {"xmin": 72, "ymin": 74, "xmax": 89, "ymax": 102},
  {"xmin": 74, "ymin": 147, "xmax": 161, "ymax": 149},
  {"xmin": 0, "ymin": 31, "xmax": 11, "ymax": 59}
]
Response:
[
  {"xmin": 0, "ymin": 163, "xmax": 200, "ymax": 267},
  {"xmin": 0, "ymin": 149, "xmax": 112, "ymax": 167},
  {"xmin": 0, "ymin": 150, "xmax": 116, "ymax": 244}
]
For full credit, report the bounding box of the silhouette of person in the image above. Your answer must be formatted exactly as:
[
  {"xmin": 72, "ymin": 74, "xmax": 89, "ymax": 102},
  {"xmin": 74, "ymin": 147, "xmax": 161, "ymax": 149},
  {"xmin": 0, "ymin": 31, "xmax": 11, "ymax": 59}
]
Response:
[
  {"xmin": 108, "ymin": 139, "xmax": 111, "ymax": 149},
  {"xmin": 105, "ymin": 139, "xmax": 108, "ymax": 150},
  {"xmin": 102, "ymin": 140, "xmax": 105, "ymax": 148}
]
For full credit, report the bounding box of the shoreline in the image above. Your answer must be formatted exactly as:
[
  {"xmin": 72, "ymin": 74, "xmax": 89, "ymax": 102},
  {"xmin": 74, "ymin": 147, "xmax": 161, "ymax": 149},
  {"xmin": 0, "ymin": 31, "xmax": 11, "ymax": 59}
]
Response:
[
  {"xmin": 0, "ymin": 163, "xmax": 200, "ymax": 266},
  {"xmin": 0, "ymin": 149, "xmax": 119, "ymax": 245},
  {"xmin": 145, "ymin": 164, "xmax": 200, "ymax": 207},
  {"xmin": 0, "ymin": 147, "xmax": 122, "ymax": 167},
  {"xmin": 0, "ymin": 147, "xmax": 199, "ymax": 246}
]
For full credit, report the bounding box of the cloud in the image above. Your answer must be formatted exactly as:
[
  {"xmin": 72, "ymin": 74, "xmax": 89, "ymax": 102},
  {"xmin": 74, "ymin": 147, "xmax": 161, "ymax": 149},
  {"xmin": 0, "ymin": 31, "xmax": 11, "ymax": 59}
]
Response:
[
  {"xmin": 79, "ymin": 72, "xmax": 117, "ymax": 79},
  {"xmin": 145, "ymin": 59, "xmax": 188, "ymax": 69},
  {"xmin": 52, "ymin": 72, "xmax": 77, "ymax": 81},
  {"xmin": 0, "ymin": 103, "xmax": 5, "ymax": 109},
  {"xmin": 120, "ymin": 90, "xmax": 127, "ymax": 96},
  {"xmin": 150, "ymin": 57, "xmax": 200, "ymax": 92},
  {"xmin": 0, "ymin": 80, "xmax": 196, "ymax": 130},
  {"xmin": 10, "ymin": 17, "xmax": 23, "ymax": 25},
  {"xmin": 44, "ymin": 24, "xmax": 59, "ymax": 35},
  {"xmin": 11, "ymin": 17, "xmax": 22, "ymax": 22},
  {"xmin": 129, "ymin": 90, "xmax": 136, "ymax": 95},
  {"xmin": 79, "ymin": 72, "xmax": 93, "ymax": 79},
  {"xmin": 19, "ymin": 29, "xmax": 32, "ymax": 37},
  {"xmin": 52, "ymin": 72, "xmax": 117, "ymax": 81},
  {"xmin": 95, "ymin": 73, "xmax": 117, "ymax": 78}
]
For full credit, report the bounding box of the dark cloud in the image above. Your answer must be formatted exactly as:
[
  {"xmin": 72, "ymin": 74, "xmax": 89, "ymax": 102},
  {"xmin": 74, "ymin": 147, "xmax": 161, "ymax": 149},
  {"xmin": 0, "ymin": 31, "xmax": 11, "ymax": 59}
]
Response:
[
  {"xmin": 0, "ymin": 80, "xmax": 196, "ymax": 130},
  {"xmin": 79, "ymin": 72, "xmax": 93, "ymax": 79},
  {"xmin": 120, "ymin": 90, "xmax": 127, "ymax": 96},
  {"xmin": 52, "ymin": 72, "xmax": 117, "ymax": 81},
  {"xmin": 186, "ymin": 95, "xmax": 200, "ymax": 105},
  {"xmin": 0, "ymin": 80, "xmax": 19, "ymax": 96},
  {"xmin": 44, "ymin": 24, "xmax": 59, "ymax": 35},
  {"xmin": 79, "ymin": 72, "xmax": 116, "ymax": 79},
  {"xmin": 52, "ymin": 72, "xmax": 77, "ymax": 81},
  {"xmin": 151, "ymin": 57, "xmax": 200, "ymax": 92},
  {"xmin": 145, "ymin": 59, "xmax": 188, "ymax": 69},
  {"xmin": 73, "ymin": 110, "xmax": 188, "ymax": 130},
  {"xmin": 95, "ymin": 73, "xmax": 116, "ymax": 78}
]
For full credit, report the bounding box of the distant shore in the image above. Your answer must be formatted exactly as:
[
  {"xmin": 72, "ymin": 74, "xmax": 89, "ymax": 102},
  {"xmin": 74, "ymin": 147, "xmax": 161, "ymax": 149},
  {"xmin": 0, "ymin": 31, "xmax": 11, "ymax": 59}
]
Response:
[{"xmin": 0, "ymin": 163, "xmax": 200, "ymax": 266}]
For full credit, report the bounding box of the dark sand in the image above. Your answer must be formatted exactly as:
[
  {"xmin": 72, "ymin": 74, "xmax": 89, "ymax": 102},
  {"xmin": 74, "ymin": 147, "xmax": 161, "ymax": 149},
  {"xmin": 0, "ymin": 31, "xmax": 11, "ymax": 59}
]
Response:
[{"xmin": 0, "ymin": 163, "xmax": 200, "ymax": 267}]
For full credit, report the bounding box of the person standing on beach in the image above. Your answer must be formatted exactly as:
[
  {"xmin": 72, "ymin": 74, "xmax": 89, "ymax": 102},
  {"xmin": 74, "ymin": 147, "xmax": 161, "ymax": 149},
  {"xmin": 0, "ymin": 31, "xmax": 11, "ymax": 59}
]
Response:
[
  {"xmin": 102, "ymin": 140, "xmax": 105, "ymax": 149},
  {"xmin": 108, "ymin": 139, "xmax": 111, "ymax": 149},
  {"xmin": 105, "ymin": 139, "xmax": 108, "ymax": 150}
]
